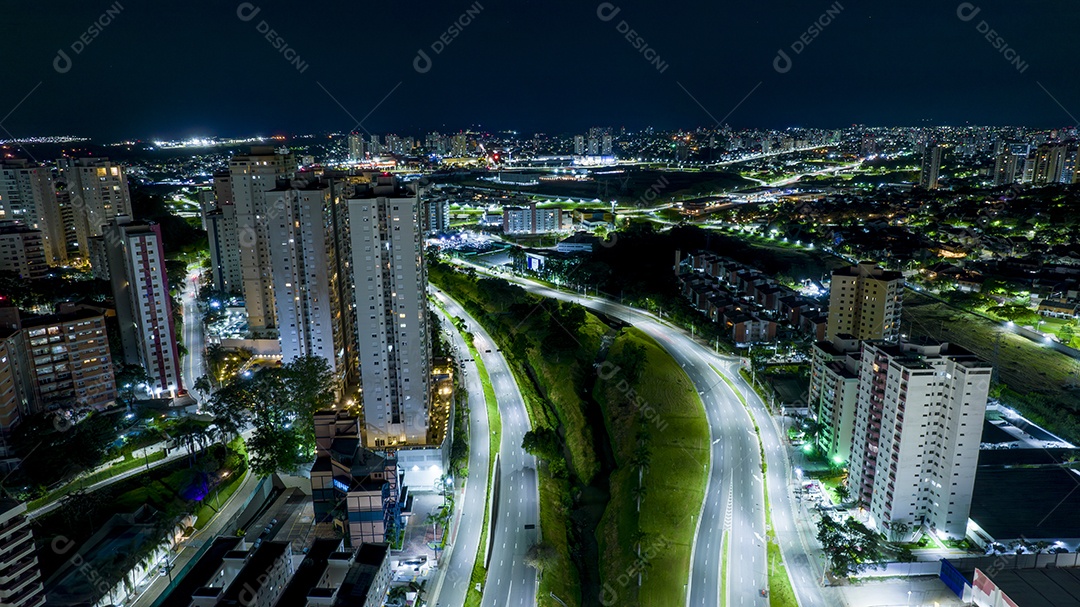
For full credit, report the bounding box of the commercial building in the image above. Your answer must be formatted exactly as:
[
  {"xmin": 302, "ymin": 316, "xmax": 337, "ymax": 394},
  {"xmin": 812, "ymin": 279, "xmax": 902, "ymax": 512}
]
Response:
[
  {"xmin": 56, "ymin": 158, "xmax": 131, "ymax": 257},
  {"xmin": 230, "ymin": 148, "xmax": 299, "ymax": 333},
  {"xmin": 103, "ymin": 217, "xmax": 183, "ymax": 397},
  {"xmin": 555, "ymin": 232, "xmax": 600, "ymax": 253},
  {"xmin": 0, "ymin": 500, "xmax": 45, "ymax": 607},
  {"xmin": 826, "ymin": 262, "xmax": 904, "ymax": 342},
  {"xmin": 849, "ymin": 339, "xmax": 992, "ymax": 539},
  {"xmin": 807, "ymin": 334, "xmax": 861, "ymax": 463},
  {"xmin": 503, "ymin": 203, "xmax": 565, "ymax": 235},
  {"xmin": 0, "ymin": 223, "xmax": 47, "ymax": 279},
  {"xmin": 0, "ymin": 159, "xmax": 65, "ymax": 265},
  {"xmin": 348, "ymin": 176, "xmax": 431, "ymax": 446},
  {"xmin": 310, "ymin": 411, "xmax": 404, "ymax": 547}
]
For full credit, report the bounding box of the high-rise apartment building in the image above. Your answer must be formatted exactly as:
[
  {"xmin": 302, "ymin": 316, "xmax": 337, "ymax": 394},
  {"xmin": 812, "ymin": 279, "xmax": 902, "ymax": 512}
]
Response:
[
  {"xmin": 992, "ymin": 145, "xmax": 1027, "ymax": 186},
  {"xmin": 423, "ymin": 198, "xmax": 450, "ymax": 235},
  {"xmin": 849, "ymin": 339, "xmax": 992, "ymax": 539},
  {"xmin": 573, "ymin": 135, "xmax": 585, "ymax": 155},
  {"xmin": 266, "ymin": 179, "xmax": 347, "ymax": 386},
  {"xmin": 826, "ymin": 262, "xmax": 904, "ymax": 342},
  {"xmin": 0, "ymin": 160, "xmax": 65, "ymax": 265},
  {"xmin": 0, "ymin": 500, "xmax": 45, "ymax": 607},
  {"xmin": 450, "ymin": 134, "xmax": 467, "ymax": 157},
  {"xmin": 808, "ymin": 334, "xmax": 861, "ymax": 464},
  {"xmin": 229, "ymin": 148, "xmax": 298, "ymax": 333},
  {"xmin": 0, "ymin": 224, "xmax": 47, "ymax": 279},
  {"xmin": 103, "ymin": 218, "xmax": 182, "ymax": 397},
  {"xmin": 919, "ymin": 143, "xmax": 943, "ymax": 189},
  {"xmin": 1025, "ymin": 143, "xmax": 1069, "ymax": 185},
  {"xmin": 0, "ymin": 304, "xmax": 116, "ymax": 418},
  {"xmin": 56, "ymin": 158, "xmax": 131, "ymax": 257},
  {"xmin": 348, "ymin": 176, "xmax": 431, "ymax": 447},
  {"xmin": 0, "ymin": 329, "xmax": 28, "ymax": 462},
  {"xmin": 203, "ymin": 171, "xmax": 243, "ymax": 295},
  {"xmin": 348, "ymin": 133, "xmax": 363, "ymax": 161}
]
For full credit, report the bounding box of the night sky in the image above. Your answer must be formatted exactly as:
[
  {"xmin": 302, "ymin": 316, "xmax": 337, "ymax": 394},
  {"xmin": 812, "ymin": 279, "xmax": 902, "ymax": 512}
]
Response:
[{"xmin": 1, "ymin": 0, "xmax": 1077, "ymax": 140}]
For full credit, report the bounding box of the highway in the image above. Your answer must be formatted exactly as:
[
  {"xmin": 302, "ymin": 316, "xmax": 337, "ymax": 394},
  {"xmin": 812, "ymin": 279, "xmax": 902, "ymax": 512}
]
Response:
[
  {"xmin": 432, "ymin": 289, "xmax": 540, "ymax": 607},
  {"xmin": 457, "ymin": 261, "xmax": 836, "ymax": 607},
  {"xmin": 428, "ymin": 298, "xmax": 491, "ymax": 607},
  {"xmin": 180, "ymin": 269, "xmax": 206, "ymax": 401}
]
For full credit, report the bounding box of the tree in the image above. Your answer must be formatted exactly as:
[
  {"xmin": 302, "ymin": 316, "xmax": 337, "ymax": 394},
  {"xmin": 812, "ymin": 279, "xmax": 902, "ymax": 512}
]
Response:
[
  {"xmin": 206, "ymin": 356, "xmax": 336, "ymax": 476},
  {"xmin": 192, "ymin": 375, "xmax": 213, "ymax": 400},
  {"xmin": 524, "ymin": 542, "xmax": 559, "ymax": 574},
  {"xmin": 816, "ymin": 516, "xmax": 884, "ymax": 578},
  {"xmin": 521, "ymin": 427, "xmax": 561, "ymax": 462},
  {"xmin": 886, "ymin": 520, "xmax": 910, "ymax": 542},
  {"xmin": 608, "ymin": 341, "xmax": 648, "ymax": 386},
  {"xmin": 835, "ymin": 482, "xmax": 851, "ymax": 504},
  {"xmin": 115, "ymin": 364, "xmax": 151, "ymax": 403}
]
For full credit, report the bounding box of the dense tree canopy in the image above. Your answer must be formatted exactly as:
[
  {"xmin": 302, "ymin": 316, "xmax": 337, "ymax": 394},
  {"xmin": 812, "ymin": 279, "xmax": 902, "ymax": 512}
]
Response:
[{"xmin": 204, "ymin": 356, "xmax": 336, "ymax": 476}]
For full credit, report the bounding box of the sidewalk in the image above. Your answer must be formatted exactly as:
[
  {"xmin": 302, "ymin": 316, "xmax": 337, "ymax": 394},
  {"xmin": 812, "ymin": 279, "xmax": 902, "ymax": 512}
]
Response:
[{"xmin": 128, "ymin": 470, "xmax": 262, "ymax": 607}]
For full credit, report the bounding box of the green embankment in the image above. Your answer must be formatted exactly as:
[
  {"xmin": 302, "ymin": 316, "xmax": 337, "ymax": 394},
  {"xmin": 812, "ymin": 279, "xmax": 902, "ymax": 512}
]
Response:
[
  {"xmin": 431, "ymin": 261, "xmax": 602, "ymax": 606},
  {"xmin": 594, "ymin": 328, "xmax": 710, "ymax": 605}
]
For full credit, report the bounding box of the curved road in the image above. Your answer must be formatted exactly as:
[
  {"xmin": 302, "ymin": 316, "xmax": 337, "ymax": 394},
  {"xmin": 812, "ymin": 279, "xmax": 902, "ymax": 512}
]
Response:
[
  {"xmin": 428, "ymin": 300, "xmax": 491, "ymax": 607},
  {"xmin": 433, "ymin": 289, "xmax": 540, "ymax": 607},
  {"xmin": 457, "ymin": 261, "xmax": 838, "ymax": 607}
]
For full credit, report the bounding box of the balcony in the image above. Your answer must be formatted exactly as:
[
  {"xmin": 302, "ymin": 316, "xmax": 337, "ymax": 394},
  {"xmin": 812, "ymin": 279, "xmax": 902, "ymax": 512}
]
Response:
[{"xmin": 0, "ymin": 554, "xmax": 37, "ymax": 586}]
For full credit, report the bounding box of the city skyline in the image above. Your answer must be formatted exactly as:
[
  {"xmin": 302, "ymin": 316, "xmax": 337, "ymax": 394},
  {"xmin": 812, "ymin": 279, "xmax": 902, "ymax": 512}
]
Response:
[{"xmin": 2, "ymin": 1, "xmax": 1080, "ymax": 140}]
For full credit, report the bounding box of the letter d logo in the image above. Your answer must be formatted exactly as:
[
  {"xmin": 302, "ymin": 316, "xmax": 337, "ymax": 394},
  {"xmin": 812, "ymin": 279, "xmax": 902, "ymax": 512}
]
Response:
[
  {"xmin": 956, "ymin": 2, "xmax": 981, "ymax": 22},
  {"xmin": 597, "ymin": 2, "xmax": 621, "ymax": 22},
  {"xmin": 237, "ymin": 2, "xmax": 261, "ymax": 22}
]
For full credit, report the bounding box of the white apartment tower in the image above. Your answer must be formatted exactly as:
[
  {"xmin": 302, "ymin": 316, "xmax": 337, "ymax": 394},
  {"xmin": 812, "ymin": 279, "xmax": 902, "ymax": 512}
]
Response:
[
  {"xmin": 826, "ymin": 262, "xmax": 904, "ymax": 342},
  {"xmin": 103, "ymin": 217, "xmax": 183, "ymax": 397},
  {"xmin": 56, "ymin": 157, "xmax": 131, "ymax": 257},
  {"xmin": 266, "ymin": 179, "xmax": 346, "ymax": 385},
  {"xmin": 849, "ymin": 340, "xmax": 992, "ymax": 539},
  {"xmin": 228, "ymin": 148, "xmax": 298, "ymax": 333},
  {"xmin": 808, "ymin": 334, "xmax": 861, "ymax": 464},
  {"xmin": 348, "ymin": 176, "xmax": 431, "ymax": 447},
  {"xmin": 0, "ymin": 159, "xmax": 65, "ymax": 265},
  {"xmin": 204, "ymin": 170, "xmax": 243, "ymax": 295}
]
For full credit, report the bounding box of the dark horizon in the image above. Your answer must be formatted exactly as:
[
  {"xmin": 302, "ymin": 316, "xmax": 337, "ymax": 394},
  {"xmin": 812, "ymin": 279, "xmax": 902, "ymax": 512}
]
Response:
[{"xmin": 2, "ymin": 0, "xmax": 1078, "ymax": 141}]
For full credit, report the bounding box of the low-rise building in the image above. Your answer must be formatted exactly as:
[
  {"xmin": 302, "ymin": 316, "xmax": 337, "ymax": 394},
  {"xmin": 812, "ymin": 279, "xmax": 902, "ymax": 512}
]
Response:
[
  {"xmin": 310, "ymin": 411, "xmax": 404, "ymax": 548},
  {"xmin": 555, "ymin": 232, "xmax": 600, "ymax": 253}
]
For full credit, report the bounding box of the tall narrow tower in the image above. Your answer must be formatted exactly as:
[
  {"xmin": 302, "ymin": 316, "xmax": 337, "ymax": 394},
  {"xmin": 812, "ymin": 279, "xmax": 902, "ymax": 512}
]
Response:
[{"xmin": 348, "ymin": 176, "xmax": 431, "ymax": 447}]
